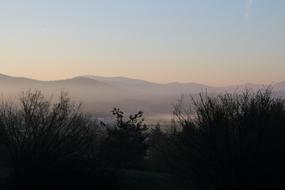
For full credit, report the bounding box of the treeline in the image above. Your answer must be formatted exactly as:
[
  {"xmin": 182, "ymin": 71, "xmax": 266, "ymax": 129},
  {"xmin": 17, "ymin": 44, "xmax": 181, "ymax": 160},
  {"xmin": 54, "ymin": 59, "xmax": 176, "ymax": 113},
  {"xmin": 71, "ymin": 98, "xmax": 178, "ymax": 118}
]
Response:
[{"xmin": 0, "ymin": 89, "xmax": 284, "ymax": 189}]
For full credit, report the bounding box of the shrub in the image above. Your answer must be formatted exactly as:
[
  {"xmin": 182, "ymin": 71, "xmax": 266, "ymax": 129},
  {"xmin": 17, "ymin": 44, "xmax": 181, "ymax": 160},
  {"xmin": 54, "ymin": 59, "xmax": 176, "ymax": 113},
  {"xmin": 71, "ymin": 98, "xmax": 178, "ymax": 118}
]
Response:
[
  {"xmin": 146, "ymin": 124, "xmax": 180, "ymax": 173},
  {"xmin": 99, "ymin": 108, "xmax": 149, "ymax": 170},
  {"xmin": 0, "ymin": 91, "xmax": 97, "ymax": 188},
  {"xmin": 149, "ymin": 89, "xmax": 285, "ymax": 189}
]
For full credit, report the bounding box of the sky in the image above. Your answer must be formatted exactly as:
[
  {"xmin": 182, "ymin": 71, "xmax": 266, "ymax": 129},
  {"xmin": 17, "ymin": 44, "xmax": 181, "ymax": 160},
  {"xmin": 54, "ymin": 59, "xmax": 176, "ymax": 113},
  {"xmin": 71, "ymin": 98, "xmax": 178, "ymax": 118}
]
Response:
[{"xmin": 0, "ymin": 0, "xmax": 284, "ymax": 86}]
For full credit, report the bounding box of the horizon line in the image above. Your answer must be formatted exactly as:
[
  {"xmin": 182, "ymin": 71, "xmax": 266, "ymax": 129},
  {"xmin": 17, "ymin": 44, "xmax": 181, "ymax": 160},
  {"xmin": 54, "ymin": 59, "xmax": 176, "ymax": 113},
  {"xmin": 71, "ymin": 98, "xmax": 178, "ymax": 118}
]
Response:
[{"xmin": 0, "ymin": 72, "xmax": 282, "ymax": 88}]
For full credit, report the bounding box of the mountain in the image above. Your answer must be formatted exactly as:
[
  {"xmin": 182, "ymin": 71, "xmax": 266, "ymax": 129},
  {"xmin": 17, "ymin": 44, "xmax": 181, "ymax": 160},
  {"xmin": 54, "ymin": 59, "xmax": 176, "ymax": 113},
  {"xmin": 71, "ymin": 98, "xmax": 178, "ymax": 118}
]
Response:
[
  {"xmin": 84, "ymin": 75, "xmax": 160, "ymax": 87},
  {"xmin": 84, "ymin": 75, "xmax": 212, "ymax": 94},
  {"xmin": 46, "ymin": 77, "xmax": 110, "ymax": 87},
  {"xmin": 0, "ymin": 74, "xmax": 112, "ymax": 90},
  {"xmin": 0, "ymin": 73, "xmax": 39, "ymax": 84},
  {"xmin": 0, "ymin": 73, "xmax": 284, "ymax": 120}
]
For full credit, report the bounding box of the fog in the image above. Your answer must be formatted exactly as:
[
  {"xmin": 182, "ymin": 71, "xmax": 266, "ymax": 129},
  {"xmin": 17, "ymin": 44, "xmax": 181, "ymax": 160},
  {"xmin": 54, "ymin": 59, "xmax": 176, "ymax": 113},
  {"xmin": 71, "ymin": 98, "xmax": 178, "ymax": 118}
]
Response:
[{"xmin": 1, "ymin": 73, "xmax": 285, "ymax": 123}]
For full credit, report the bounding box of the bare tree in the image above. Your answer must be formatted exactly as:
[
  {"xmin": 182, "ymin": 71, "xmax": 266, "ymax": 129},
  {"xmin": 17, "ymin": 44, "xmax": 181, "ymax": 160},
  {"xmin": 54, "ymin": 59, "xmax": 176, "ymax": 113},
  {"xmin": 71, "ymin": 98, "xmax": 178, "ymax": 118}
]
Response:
[
  {"xmin": 150, "ymin": 89, "xmax": 285, "ymax": 189},
  {"xmin": 0, "ymin": 90, "xmax": 94, "ymax": 176}
]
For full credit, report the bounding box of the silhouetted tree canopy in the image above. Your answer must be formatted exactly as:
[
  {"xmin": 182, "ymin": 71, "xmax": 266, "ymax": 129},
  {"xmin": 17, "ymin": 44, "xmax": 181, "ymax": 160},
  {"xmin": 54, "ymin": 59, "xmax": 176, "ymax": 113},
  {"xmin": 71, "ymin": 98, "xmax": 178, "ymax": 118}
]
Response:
[
  {"xmin": 0, "ymin": 91, "xmax": 99, "ymax": 189},
  {"xmin": 0, "ymin": 89, "xmax": 284, "ymax": 190},
  {"xmin": 99, "ymin": 108, "xmax": 149, "ymax": 170},
  {"xmin": 148, "ymin": 89, "xmax": 285, "ymax": 189}
]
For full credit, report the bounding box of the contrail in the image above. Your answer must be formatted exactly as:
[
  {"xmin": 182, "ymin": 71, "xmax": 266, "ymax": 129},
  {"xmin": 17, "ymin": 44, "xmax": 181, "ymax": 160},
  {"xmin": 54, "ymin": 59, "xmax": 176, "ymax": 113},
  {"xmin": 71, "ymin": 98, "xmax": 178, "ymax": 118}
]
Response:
[{"xmin": 245, "ymin": 0, "xmax": 253, "ymax": 22}]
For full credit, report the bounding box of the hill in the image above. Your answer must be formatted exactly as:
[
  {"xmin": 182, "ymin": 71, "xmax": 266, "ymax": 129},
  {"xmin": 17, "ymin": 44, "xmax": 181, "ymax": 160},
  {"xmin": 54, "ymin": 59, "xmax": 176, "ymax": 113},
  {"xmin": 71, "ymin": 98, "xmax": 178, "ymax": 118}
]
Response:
[{"xmin": 0, "ymin": 73, "xmax": 284, "ymax": 121}]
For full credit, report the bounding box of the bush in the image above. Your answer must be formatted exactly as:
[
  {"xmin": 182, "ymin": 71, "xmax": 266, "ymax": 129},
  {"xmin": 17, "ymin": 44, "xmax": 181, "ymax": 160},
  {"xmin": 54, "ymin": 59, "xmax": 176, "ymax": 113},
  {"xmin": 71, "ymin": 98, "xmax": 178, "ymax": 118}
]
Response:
[
  {"xmin": 0, "ymin": 91, "xmax": 98, "ymax": 189},
  {"xmin": 147, "ymin": 125, "xmax": 180, "ymax": 174},
  {"xmin": 99, "ymin": 108, "xmax": 149, "ymax": 170},
  {"xmin": 149, "ymin": 89, "xmax": 285, "ymax": 189}
]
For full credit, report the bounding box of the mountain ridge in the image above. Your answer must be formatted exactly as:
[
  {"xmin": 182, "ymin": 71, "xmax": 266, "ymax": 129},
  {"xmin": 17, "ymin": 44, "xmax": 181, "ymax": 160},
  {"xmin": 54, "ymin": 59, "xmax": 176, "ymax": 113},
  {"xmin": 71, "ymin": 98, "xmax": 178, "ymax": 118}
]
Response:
[
  {"xmin": 0, "ymin": 73, "xmax": 284, "ymax": 116},
  {"xmin": 1, "ymin": 73, "xmax": 283, "ymax": 89}
]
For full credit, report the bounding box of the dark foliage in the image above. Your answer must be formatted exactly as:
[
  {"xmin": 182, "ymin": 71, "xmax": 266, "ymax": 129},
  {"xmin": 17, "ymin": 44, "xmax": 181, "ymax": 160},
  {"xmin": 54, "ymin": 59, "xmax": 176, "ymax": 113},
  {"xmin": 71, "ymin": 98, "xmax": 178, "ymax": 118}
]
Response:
[
  {"xmin": 0, "ymin": 91, "xmax": 151, "ymax": 189},
  {"xmin": 1, "ymin": 89, "xmax": 284, "ymax": 189},
  {"xmin": 147, "ymin": 125, "xmax": 179, "ymax": 173},
  {"xmin": 0, "ymin": 91, "xmax": 105, "ymax": 189},
  {"xmin": 100, "ymin": 108, "xmax": 149, "ymax": 170},
  {"xmin": 149, "ymin": 89, "xmax": 285, "ymax": 189}
]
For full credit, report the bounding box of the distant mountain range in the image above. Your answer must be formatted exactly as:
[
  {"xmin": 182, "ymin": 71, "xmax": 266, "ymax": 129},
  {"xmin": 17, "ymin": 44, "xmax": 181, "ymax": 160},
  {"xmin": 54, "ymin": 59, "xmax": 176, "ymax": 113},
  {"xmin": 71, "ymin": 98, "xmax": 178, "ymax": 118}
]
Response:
[{"xmin": 1, "ymin": 73, "xmax": 284, "ymax": 118}]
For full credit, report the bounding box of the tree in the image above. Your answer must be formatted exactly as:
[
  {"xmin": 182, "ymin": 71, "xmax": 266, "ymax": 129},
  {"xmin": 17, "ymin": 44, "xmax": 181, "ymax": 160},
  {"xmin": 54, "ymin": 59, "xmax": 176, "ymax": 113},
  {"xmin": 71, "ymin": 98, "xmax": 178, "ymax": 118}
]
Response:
[
  {"xmin": 0, "ymin": 90, "xmax": 93, "ymax": 178},
  {"xmin": 150, "ymin": 89, "xmax": 285, "ymax": 189},
  {"xmin": 99, "ymin": 108, "xmax": 149, "ymax": 170}
]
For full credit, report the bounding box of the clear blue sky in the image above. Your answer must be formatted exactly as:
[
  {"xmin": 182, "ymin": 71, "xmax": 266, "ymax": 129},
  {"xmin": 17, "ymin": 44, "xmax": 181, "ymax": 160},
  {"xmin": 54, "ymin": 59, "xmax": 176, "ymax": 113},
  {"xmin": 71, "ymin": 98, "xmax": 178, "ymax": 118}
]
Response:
[{"xmin": 0, "ymin": 0, "xmax": 284, "ymax": 85}]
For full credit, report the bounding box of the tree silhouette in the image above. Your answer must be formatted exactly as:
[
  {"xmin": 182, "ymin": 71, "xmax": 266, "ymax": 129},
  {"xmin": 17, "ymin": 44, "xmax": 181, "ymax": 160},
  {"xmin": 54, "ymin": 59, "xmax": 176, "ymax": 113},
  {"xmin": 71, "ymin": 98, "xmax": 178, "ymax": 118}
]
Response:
[
  {"xmin": 99, "ymin": 108, "xmax": 149, "ymax": 170},
  {"xmin": 0, "ymin": 90, "xmax": 95, "ymax": 189},
  {"xmin": 149, "ymin": 89, "xmax": 285, "ymax": 189}
]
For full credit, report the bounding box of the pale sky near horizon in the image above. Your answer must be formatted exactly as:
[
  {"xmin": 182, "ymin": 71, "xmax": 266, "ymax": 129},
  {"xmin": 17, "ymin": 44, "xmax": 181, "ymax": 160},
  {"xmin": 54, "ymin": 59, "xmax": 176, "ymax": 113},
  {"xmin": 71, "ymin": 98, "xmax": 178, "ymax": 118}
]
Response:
[{"xmin": 0, "ymin": 0, "xmax": 284, "ymax": 86}]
